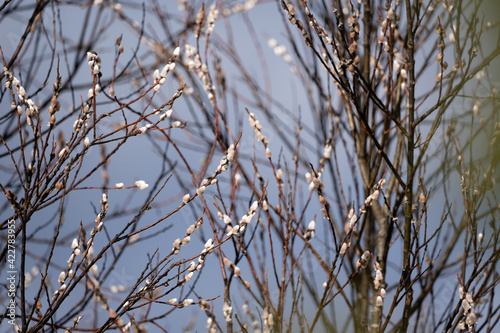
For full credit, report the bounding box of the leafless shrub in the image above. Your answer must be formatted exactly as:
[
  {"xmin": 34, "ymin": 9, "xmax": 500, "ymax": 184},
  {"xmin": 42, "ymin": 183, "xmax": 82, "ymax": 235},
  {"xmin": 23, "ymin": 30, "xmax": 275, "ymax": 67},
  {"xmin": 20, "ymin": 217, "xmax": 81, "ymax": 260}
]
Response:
[{"xmin": 1, "ymin": 0, "xmax": 499, "ymax": 332}]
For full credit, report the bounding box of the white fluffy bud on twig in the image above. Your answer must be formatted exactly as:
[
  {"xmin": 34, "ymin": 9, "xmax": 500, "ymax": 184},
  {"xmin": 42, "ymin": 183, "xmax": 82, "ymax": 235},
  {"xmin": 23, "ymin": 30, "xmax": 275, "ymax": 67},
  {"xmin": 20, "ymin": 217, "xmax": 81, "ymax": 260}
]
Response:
[
  {"xmin": 196, "ymin": 186, "xmax": 206, "ymax": 195},
  {"xmin": 182, "ymin": 299, "xmax": 193, "ymax": 307}
]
